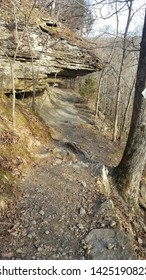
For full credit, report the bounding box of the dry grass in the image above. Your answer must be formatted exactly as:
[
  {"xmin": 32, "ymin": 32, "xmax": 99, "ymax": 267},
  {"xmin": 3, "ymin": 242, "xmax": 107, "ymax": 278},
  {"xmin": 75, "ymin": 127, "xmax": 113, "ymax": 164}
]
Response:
[{"xmin": 0, "ymin": 95, "xmax": 53, "ymax": 210}]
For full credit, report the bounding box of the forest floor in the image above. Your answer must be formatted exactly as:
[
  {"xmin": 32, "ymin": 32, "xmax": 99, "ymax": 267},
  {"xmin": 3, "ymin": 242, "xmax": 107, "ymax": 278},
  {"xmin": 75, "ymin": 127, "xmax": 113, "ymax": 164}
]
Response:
[{"xmin": 0, "ymin": 88, "xmax": 146, "ymax": 260}]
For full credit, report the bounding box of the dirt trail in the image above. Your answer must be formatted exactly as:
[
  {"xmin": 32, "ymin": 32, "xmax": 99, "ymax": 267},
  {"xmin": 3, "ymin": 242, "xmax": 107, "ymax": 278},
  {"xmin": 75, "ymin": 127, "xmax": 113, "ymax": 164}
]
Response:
[
  {"xmin": 37, "ymin": 88, "xmax": 118, "ymax": 165},
  {"xmin": 0, "ymin": 88, "xmax": 137, "ymax": 260}
]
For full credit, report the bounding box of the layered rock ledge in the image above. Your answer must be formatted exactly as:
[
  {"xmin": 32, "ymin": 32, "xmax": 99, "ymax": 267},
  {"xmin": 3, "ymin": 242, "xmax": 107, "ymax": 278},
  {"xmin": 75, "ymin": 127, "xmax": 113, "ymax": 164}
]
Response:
[{"xmin": 0, "ymin": 9, "xmax": 103, "ymax": 95}]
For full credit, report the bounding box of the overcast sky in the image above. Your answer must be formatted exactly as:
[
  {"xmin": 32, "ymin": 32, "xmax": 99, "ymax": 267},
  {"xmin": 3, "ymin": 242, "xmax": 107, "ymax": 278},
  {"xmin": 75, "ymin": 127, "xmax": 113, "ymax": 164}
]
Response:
[{"xmin": 89, "ymin": 0, "xmax": 146, "ymax": 37}]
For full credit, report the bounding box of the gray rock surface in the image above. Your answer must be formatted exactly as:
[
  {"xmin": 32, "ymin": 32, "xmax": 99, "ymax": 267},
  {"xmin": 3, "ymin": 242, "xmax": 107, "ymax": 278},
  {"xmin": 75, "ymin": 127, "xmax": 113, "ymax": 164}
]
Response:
[
  {"xmin": 0, "ymin": 8, "xmax": 102, "ymax": 94},
  {"xmin": 83, "ymin": 228, "xmax": 137, "ymax": 260}
]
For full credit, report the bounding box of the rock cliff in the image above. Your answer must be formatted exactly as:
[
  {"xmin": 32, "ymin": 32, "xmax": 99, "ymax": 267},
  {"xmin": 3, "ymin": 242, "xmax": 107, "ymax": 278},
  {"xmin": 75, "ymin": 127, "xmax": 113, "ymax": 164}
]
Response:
[{"xmin": 0, "ymin": 5, "xmax": 102, "ymax": 96}]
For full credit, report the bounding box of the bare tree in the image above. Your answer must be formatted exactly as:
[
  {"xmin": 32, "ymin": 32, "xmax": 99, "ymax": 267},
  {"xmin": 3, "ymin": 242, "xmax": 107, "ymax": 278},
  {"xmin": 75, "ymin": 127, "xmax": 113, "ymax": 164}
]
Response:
[
  {"xmin": 113, "ymin": 0, "xmax": 133, "ymax": 141},
  {"xmin": 95, "ymin": 0, "xmax": 119, "ymax": 118},
  {"xmin": 90, "ymin": 0, "xmax": 143, "ymax": 144},
  {"xmin": 112, "ymin": 9, "xmax": 146, "ymax": 208},
  {"xmin": 120, "ymin": 77, "xmax": 135, "ymax": 142},
  {"xmin": 1, "ymin": 0, "xmax": 37, "ymax": 126}
]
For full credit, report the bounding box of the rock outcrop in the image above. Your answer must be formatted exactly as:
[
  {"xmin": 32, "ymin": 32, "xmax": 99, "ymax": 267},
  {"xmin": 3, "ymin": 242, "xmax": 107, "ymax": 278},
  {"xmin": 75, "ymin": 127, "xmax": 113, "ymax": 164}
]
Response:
[{"xmin": 0, "ymin": 6, "xmax": 102, "ymax": 96}]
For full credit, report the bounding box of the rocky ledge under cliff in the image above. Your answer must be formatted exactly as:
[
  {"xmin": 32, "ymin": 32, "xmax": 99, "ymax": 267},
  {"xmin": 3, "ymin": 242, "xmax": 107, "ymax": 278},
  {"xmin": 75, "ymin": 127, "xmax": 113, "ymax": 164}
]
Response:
[{"xmin": 0, "ymin": 4, "xmax": 103, "ymax": 96}]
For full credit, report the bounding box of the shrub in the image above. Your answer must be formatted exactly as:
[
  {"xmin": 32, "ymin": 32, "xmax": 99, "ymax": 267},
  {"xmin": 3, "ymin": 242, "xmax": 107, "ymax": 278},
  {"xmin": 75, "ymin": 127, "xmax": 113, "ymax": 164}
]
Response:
[{"xmin": 79, "ymin": 77, "xmax": 96, "ymax": 100}]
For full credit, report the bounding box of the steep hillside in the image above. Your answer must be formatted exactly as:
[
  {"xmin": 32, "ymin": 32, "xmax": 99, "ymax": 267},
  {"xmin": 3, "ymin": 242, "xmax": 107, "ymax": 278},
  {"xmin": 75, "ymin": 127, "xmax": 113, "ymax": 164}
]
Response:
[{"xmin": 0, "ymin": 94, "xmax": 54, "ymax": 209}]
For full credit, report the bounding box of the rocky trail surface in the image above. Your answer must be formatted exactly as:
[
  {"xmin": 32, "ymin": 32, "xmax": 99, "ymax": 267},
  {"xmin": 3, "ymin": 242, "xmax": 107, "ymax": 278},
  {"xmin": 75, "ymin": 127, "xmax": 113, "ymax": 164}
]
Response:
[{"xmin": 0, "ymin": 88, "xmax": 145, "ymax": 260}]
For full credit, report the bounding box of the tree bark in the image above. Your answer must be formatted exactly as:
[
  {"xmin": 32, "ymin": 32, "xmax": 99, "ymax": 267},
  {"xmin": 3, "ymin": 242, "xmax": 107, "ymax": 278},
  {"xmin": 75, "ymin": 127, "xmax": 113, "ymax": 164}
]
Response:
[
  {"xmin": 113, "ymin": 10, "xmax": 146, "ymax": 207},
  {"xmin": 120, "ymin": 78, "xmax": 135, "ymax": 143}
]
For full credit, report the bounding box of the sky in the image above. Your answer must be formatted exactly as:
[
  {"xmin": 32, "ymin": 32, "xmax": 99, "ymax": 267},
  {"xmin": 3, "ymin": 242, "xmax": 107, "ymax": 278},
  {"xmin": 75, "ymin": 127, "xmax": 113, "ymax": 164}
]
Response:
[{"xmin": 88, "ymin": 0, "xmax": 146, "ymax": 37}]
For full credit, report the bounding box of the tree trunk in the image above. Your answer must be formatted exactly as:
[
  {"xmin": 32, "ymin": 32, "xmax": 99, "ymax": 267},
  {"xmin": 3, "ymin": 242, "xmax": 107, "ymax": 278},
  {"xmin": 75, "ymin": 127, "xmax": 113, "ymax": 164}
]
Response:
[
  {"xmin": 11, "ymin": 63, "xmax": 16, "ymax": 128},
  {"xmin": 95, "ymin": 2, "xmax": 119, "ymax": 119},
  {"xmin": 120, "ymin": 78, "xmax": 135, "ymax": 143},
  {"xmin": 113, "ymin": 10, "xmax": 146, "ymax": 207},
  {"xmin": 113, "ymin": 0, "xmax": 133, "ymax": 141},
  {"xmin": 95, "ymin": 69, "xmax": 104, "ymax": 118}
]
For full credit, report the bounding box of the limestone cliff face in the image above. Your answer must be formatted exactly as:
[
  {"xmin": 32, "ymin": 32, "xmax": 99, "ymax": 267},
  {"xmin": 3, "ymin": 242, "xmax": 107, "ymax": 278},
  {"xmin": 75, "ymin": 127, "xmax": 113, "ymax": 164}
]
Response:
[{"xmin": 0, "ymin": 9, "xmax": 102, "ymax": 95}]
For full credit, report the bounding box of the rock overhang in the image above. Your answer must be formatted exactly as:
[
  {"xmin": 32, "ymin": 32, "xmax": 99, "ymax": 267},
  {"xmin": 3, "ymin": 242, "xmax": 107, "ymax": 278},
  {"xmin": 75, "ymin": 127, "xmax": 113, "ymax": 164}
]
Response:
[{"xmin": 0, "ymin": 10, "xmax": 103, "ymax": 94}]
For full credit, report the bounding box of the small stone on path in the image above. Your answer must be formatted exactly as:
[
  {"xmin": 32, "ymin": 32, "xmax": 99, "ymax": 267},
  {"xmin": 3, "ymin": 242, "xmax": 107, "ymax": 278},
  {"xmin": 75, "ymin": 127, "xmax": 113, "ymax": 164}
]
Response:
[
  {"xmin": 39, "ymin": 210, "xmax": 45, "ymax": 216},
  {"xmin": 77, "ymin": 223, "xmax": 84, "ymax": 230},
  {"xmin": 81, "ymin": 181, "xmax": 87, "ymax": 188},
  {"xmin": 79, "ymin": 207, "xmax": 86, "ymax": 216}
]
